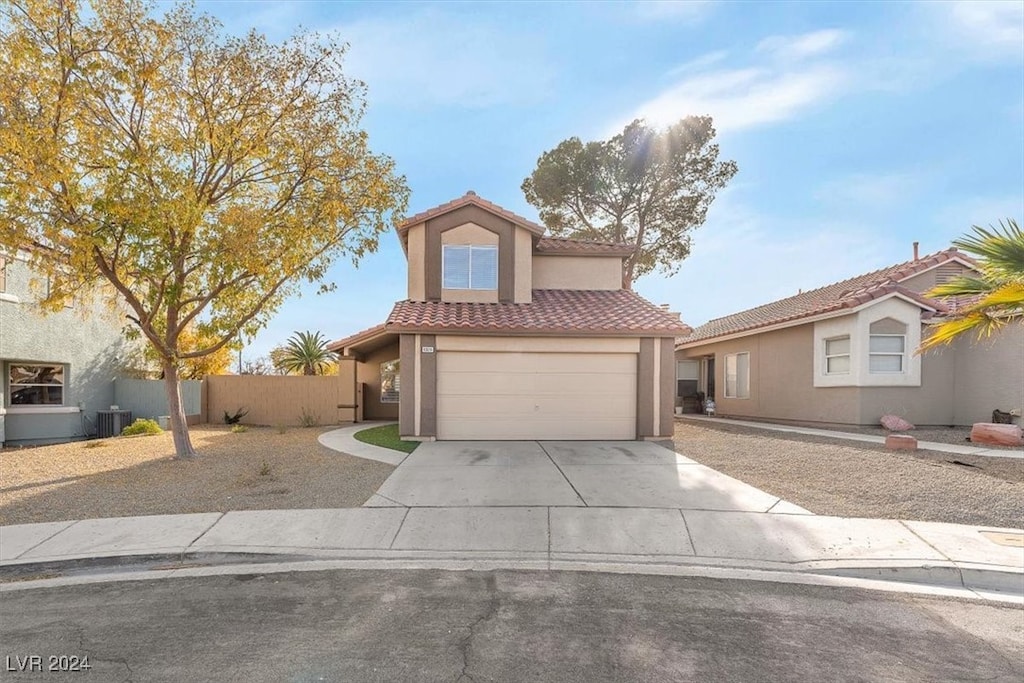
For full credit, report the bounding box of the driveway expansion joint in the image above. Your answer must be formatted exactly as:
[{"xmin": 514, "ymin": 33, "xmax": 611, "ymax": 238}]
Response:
[{"xmin": 536, "ymin": 441, "xmax": 589, "ymax": 506}]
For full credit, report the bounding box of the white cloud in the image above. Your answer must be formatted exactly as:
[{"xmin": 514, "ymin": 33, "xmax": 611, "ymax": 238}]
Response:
[
  {"xmin": 666, "ymin": 50, "xmax": 729, "ymax": 78},
  {"xmin": 936, "ymin": 1, "xmax": 1024, "ymax": 61},
  {"xmin": 619, "ymin": 63, "xmax": 847, "ymax": 133},
  {"xmin": 757, "ymin": 29, "xmax": 848, "ymax": 61},
  {"xmin": 331, "ymin": 10, "xmax": 554, "ymax": 109},
  {"xmin": 613, "ymin": 29, "xmax": 851, "ymax": 133}
]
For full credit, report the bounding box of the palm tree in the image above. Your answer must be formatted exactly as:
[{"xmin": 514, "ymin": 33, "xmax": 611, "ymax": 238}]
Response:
[
  {"xmin": 920, "ymin": 219, "xmax": 1024, "ymax": 351},
  {"xmin": 277, "ymin": 331, "xmax": 334, "ymax": 375}
]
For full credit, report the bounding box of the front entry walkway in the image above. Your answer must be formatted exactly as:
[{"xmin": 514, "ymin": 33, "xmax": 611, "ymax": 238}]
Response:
[{"xmin": 363, "ymin": 439, "xmax": 808, "ymax": 513}]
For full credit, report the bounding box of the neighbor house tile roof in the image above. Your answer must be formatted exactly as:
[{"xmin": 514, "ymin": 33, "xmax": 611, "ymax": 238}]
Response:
[
  {"xmin": 678, "ymin": 248, "xmax": 972, "ymax": 345},
  {"xmin": 385, "ymin": 289, "xmax": 690, "ymax": 336},
  {"xmin": 397, "ymin": 191, "xmax": 546, "ymax": 235},
  {"xmin": 327, "ymin": 323, "xmax": 387, "ymax": 353},
  {"xmin": 536, "ymin": 237, "xmax": 635, "ymax": 256}
]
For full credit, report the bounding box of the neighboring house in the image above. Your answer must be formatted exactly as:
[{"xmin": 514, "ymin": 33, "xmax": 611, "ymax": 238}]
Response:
[
  {"xmin": 675, "ymin": 247, "xmax": 1024, "ymax": 427},
  {"xmin": 329, "ymin": 191, "xmax": 688, "ymax": 440},
  {"xmin": 0, "ymin": 252, "xmax": 131, "ymax": 446}
]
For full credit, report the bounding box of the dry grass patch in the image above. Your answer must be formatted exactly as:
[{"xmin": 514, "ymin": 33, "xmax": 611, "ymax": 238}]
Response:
[
  {"xmin": 673, "ymin": 420, "xmax": 1023, "ymax": 528},
  {"xmin": 0, "ymin": 426, "xmax": 394, "ymax": 525}
]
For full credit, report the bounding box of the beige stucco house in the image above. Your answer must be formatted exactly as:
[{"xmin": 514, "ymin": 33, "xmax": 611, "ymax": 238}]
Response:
[
  {"xmin": 329, "ymin": 191, "xmax": 688, "ymax": 440},
  {"xmin": 675, "ymin": 247, "xmax": 1023, "ymax": 427}
]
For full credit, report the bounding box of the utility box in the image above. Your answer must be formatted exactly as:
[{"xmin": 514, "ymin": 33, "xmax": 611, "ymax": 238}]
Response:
[{"xmin": 97, "ymin": 409, "xmax": 133, "ymax": 438}]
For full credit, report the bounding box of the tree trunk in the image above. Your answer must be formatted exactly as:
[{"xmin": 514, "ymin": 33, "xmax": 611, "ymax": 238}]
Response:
[{"xmin": 162, "ymin": 360, "xmax": 197, "ymax": 458}]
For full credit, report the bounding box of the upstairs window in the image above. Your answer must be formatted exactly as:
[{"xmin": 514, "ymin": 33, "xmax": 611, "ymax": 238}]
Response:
[
  {"xmin": 443, "ymin": 245, "xmax": 497, "ymax": 290},
  {"xmin": 824, "ymin": 336, "xmax": 851, "ymax": 375},
  {"xmin": 9, "ymin": 363, "xmax": 65, "ymax": 405}
]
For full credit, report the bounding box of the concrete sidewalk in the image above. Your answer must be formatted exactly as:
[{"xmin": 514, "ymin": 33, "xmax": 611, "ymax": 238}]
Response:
[
  {"xmin": 2, "ymin": 507, "xmax": 1021, "ymax": 598},
  {"xmin": 681, "ymin": 415, "xmax": 1024, "ymax": 459}
]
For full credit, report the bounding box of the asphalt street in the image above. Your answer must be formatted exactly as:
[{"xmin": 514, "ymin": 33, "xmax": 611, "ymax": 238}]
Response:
[{"xmin": 1, "ymin": 569, "xmax": 1021, "ymax": 682}]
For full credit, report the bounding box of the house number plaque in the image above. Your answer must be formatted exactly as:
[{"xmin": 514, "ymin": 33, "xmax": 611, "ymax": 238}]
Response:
[{"xmin": 422, "ymin": 347, "xmax": 435, "ymax": 353}]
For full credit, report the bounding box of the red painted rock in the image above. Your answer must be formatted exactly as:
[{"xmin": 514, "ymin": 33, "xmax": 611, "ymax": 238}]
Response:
[
  {"xmin": 885, "ymin": 434, "xmax": 918, "ymax": 450},
  {"xmin": 970, "ymin": 423, "xmax": 1024, "ymax": 447},
  {"xmin": 880, "ymin": 414, "xmax": 915, "ymax": 431}
]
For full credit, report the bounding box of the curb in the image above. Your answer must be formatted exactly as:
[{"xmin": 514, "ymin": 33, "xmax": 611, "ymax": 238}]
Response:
[{"xmin": 2, "ymin": 550, "xmax": 1021, "ymax": 602}]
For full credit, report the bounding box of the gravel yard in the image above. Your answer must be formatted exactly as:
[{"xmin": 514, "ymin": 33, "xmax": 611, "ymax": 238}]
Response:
[
  {"xmin": 673, "ymin": 419, "xmax": 1023, "ymax": 528},
  {"xmin": 0, "ymin": 426, "xmax": 393, "ymax": 526}
]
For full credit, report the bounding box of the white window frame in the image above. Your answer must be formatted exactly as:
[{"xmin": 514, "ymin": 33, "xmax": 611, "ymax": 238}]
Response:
[
  {"xmin": 868, "ymin": 334, "xmax": 906, "ymax": 374},
  {"xmin": 7, "ymin": 362, "xmax": 66, "ymax": 406},
  {"xmin": 442, "ymin": 245, "xmax": 498, "ymax": 291},
  {"xmin": 824, "ymin": 336, "xmax": 851, "ymax": 375},
  {"xmin": 723, "ymin": 352, "xmax": 750, "ymax": 399}
]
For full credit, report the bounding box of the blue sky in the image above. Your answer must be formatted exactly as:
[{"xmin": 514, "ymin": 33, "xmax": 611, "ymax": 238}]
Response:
[{"xmin": 192, "ymin": 0, "xmax": 1024, "ymax": 362}]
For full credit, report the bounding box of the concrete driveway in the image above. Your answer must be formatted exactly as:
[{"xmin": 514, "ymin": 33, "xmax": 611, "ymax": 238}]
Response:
[{"xmin": 366, "ymin": 440, "xmax": 801, "ymax": 513}]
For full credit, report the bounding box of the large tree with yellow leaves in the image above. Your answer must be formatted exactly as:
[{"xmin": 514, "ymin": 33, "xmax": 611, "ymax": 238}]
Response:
[{"xmin": 0, "ymin": 0, "xmax": 409, "ymax": 457}]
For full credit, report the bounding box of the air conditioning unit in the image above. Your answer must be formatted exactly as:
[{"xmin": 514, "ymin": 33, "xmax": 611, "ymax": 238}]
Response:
[{"xmin": 97, "ymin": 409, "xmax": 133, "ymax": 438}]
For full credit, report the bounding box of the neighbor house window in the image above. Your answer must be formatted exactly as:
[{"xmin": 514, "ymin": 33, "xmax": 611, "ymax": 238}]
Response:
[
  {"xmin": 824, "ymin": 336, "xmax": 851, "ymax": 375},
  {"xmin": 442, "ymin": 245, "xmax": 498, "ymax": 290},
  {"xmin": 869, "ymin": 335, "xmax": 905, "ymax": 373},
  {"xmin": 676, "ymin": 360, "xmax": 699, "ymax": 398},
  {"xmin": 380, "ymin": 360, "xmax": 400, "ymax": 403},
  {"xmin": 723, "ymin": 352, "xmax": 749, "ymax": 399},
  {"xmin": 8, "ymin": 363, "xmax": 64, "ymax": 405},
  {"xmin": 868, "ymin": 318, "xmax": 907, "ymax": 374}
]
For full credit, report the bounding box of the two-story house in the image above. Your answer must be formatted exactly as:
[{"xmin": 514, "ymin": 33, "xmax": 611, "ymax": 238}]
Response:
[
  {"xmin": 328, "ymin": 192, "xmax": 689, "ymax": 441},
  {"xmin": 0, "ymin": 251, "xmax": 132, "ymax": 446}
]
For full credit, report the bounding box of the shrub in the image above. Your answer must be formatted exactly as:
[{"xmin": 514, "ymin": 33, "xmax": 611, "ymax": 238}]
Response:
[
  {"xmin": 299, "ymin": 407, "xmax": 320, "ymax": 427},
  {"xmin": 121, "ymin": 419, "xmax": 163, "ymax": 437},
  {"xmin": 223, "ymin": 407, "xmax": 249, "ymax": 425},
  {"xmin": 231, "ymin": 424, "xmax": 248, "ymax": 433}
]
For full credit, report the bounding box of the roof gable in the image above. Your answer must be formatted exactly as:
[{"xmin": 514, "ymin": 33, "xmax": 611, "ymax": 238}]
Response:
[{"xmin": 397, "ymin": 191, "xmax": 545, "ymax": 236}]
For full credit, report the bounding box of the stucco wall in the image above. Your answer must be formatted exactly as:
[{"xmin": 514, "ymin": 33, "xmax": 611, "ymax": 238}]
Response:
[
  {"xmin": 1, "ymin": 258, "xmax": 131, "ymax": 444},
  {"xmin": 951, "ymin": 323, "xmax": 1024, "ymax": 425},
  {"xmin": 858, "ymin": 340, "xmax": 955, "ymax": 426},
  {"xmin": 680, "ymin": 325, "xmax": 862, "ymax": 424},
  {"xmin": 357, "ymin": 341, "xmax": 401, "ymax": 420},
  {"xmin": 531, "ymin": 255, "xmax": 622, "ymax": 291}
]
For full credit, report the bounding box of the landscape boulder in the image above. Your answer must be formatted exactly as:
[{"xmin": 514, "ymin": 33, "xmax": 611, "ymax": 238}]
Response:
[
  {"xmin": 970, "ymin": 423, "xmax": 1024, "ymax": 447},
  {"xmin": 885, "ymin": 434, "xmax": 918, "ymax": 450},
  {"xmin": 880, "ymin": 414, "xmax": 915, "ymax": 432}
]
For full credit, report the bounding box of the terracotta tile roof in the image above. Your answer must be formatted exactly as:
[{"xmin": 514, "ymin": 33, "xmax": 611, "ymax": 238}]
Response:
[
  {"xmin": 397, "ymin": 191, "xmax": 546, "ymax": 235},
  {"xmin": 326, "ymin": 323, "xmax": 388, "ymax": 353},
  {"xmin": 536, "ymin": 237, "xmax": 635, "ymax": 257},
  {"xmin": 385, "ymin": 289, "xmax": 690, "ymax": 336},
  {"xmin": 679, "ymin": 248, "xmax": 973, "ymax": 345}
]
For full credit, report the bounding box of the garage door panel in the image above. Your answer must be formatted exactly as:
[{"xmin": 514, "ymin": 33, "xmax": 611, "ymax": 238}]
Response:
[
  {"xmin": 438, "ymin": 394, "xmax": 637, "ymax": 418},
  {"xmin": 436, "ymin": 350, "xmax": 637, "ymax": 440},
  {"xmin": 439, "ymin": 417, "xmax": 637, "ymax": 441},
  {"xmin": 440, "ymin": 371, "xmax": 635, "ymax": 397}
]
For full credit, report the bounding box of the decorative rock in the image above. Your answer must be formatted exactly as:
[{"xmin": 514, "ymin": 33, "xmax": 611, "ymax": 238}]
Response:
[
  {"xmin": 970, "ymin": 423, "xmax": 1024, "ymax": 447},
  {"xmin": 885, "ymin": 434, "xmax": 918, "ymax": 450},
  {"xmin": 880, "ymin": 414, "xmax": 915, "ymax": 431}
]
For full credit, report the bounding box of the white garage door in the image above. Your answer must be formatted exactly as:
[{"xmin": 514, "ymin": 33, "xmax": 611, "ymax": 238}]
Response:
[{"xmin": 436, "ymin": 351, "xmax": 637, "ymax": 440}]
